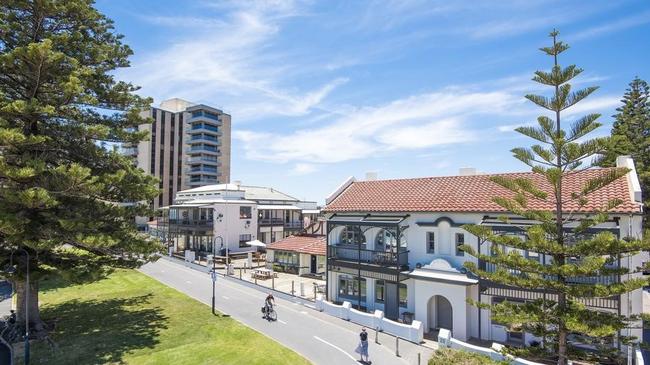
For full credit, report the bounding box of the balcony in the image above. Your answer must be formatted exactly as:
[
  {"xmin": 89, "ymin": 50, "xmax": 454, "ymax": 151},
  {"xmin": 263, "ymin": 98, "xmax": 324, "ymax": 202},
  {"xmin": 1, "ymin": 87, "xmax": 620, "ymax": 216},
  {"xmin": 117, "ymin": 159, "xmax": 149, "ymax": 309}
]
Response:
[
  {"xmin": 284, "ymin": 221, "xmax": 303, "ymax": 229},
  {"xmin": 190, "ymin": 110, "xmax": 221, "ymax": 122},
  {"xmin": 187, "ymin": 144, "xmax": 220, "ymax": 154},
  {"xmin": 478, "ymin": 260, "xmax": 619, "ymax": 286},
  {"xmin": 188, "ymin": 165, "xmax": 218, "ymax": 174},
  {"xmin": 187, "ymin": 177, "xmax": 219, "ymax": 186},
  {"xmin": 190, "ymin": 123, "xmax": 220, "ymax": 133},
  {"xmin": 186, "ymin": 156, "xmax": 220, "ymax": 164},
  {"xmin": 168, "ymin": 219, "xmax": 214, "ymax": 228},
  {"xmin": 259, "ymin": 218, "xmax": 284, "ymax": 226},
  {"xmin": 328, "ymin": 246, "xmax": 408, "ymax": 268}
]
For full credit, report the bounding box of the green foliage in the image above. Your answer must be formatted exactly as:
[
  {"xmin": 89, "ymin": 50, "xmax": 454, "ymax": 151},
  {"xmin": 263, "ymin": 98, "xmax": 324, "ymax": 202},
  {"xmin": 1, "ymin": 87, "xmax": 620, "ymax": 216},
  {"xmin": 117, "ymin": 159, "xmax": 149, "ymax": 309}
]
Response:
[
  {"xmin": 463, "ymin": 30, "xmax": 650, "ymax": 365},
  {"xmin": 0, "ymin": 0, "xmax": 160, "ymax": 318},
  {"xmin": 429, "ymin": 348, "xmax": 509, "ymax": 365},
  {"xmin": 596, "ymin": 77, "xmax": 650, "ymax": 228}
]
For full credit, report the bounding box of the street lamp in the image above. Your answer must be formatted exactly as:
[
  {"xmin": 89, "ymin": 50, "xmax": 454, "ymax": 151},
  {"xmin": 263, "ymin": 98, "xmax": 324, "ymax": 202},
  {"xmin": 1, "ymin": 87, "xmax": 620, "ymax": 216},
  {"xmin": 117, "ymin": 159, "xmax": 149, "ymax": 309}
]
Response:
[
  {"xmin": 6, "ymin": 248, "xmax": 30, "ymax": 365},
  {"xmin": 211, "ymin": 236, "xmax": 223, "ymax": 316}
]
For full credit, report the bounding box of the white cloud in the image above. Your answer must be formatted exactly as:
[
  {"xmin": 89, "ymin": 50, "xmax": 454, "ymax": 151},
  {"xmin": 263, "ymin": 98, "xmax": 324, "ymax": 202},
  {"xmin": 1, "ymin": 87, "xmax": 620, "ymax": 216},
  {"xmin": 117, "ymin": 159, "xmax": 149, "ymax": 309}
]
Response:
[
  {"xmin": 120, "ymin": 0, "xmax": 343, "ymax": 121},
  {"xmin": 235, "ymin": 89, "xmax": 520, "ymax": 164},
  {"xmin": 289, "ymin": 163, "xmax": 318, "ymax": 175},
  {"xmin": 571, "ymin": 11, "xmax": 650, "ymax": 41}
]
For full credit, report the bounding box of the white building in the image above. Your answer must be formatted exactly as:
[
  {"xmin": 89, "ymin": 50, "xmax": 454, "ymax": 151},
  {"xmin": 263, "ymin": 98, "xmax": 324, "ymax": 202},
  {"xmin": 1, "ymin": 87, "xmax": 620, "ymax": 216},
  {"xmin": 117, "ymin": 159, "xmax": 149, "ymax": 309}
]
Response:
[
  {"xmin": 156, "ymin": 182, "xmax": 320, "ymax": 256},
  {"xmin": 323, "ymin": 156, "xmax": 646, "ymax": 347}
]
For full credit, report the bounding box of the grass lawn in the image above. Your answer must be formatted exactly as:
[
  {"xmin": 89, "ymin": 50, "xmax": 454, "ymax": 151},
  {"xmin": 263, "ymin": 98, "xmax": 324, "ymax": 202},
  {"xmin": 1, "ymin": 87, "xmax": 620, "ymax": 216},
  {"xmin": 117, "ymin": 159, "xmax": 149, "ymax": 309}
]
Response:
[
  {"xmin": 429, "ymin": 348, "xmax": 509, "ymax": 365},
  {"xmin": 24, "ymin": 269, "xmax": 311, "ymax": 365}
]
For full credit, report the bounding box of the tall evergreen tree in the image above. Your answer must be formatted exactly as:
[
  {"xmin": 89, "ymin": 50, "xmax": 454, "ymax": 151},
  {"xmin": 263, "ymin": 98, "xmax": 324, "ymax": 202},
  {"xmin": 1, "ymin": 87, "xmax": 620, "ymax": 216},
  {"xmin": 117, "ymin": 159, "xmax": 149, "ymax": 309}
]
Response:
[
  {"xmin": 0, "ymin": 0, "xmax": 160, "ymax": 334},
  {"xmin": 596, "ymin": 77, "xmax": 650, "ymax": 228},
  {"xmin": 463, "ymin": 31, "xmax": 650, "ymax": 364}
]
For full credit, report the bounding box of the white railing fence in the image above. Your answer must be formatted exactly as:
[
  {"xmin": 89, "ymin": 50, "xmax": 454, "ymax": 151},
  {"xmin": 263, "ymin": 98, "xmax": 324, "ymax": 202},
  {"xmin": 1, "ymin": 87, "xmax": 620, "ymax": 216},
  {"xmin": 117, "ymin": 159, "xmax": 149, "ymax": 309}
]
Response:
[{"xmin": 315, "ymin": 296, "xmax": 423, "ymax": 343}]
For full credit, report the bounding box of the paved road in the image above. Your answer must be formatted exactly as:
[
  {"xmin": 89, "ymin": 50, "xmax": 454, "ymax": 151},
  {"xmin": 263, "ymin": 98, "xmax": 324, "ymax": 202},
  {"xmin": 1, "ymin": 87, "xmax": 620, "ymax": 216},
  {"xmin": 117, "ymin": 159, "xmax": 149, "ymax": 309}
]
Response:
[{"xmin": 140, "ymin": 258, "xmax": 432, "ymax": 365}]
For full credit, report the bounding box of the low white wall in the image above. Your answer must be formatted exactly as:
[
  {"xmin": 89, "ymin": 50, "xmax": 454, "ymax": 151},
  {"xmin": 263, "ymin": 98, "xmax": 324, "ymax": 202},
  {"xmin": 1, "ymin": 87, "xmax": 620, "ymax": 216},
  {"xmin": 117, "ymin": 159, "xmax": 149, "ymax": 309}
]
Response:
[{"xmin": 315, "ymin": 296, "xmax": 423, "ymax": 343}]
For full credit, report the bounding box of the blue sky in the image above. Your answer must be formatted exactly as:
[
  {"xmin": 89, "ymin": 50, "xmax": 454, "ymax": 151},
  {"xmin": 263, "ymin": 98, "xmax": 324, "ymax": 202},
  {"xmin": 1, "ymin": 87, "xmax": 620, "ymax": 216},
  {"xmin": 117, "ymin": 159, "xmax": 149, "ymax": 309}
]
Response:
[{"xmin": 97, "ymin": 0, "xmax": 650, "ymax": 203}]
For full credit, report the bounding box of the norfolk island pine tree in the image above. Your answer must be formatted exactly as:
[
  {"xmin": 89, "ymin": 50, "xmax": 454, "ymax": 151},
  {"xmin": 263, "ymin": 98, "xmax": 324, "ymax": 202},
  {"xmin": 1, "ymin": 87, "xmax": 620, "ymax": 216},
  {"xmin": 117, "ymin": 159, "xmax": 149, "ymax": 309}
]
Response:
[
  {"xmin": 0, "ymin": 0, "xmax": 160, "ymax": 335},
  {"xmin": 596, "ymin": 77, "xmax": 650, "ymax": 230},
  {"xmin": 461, "ymin": 30, "xmax": 650, "ymax": 365}
]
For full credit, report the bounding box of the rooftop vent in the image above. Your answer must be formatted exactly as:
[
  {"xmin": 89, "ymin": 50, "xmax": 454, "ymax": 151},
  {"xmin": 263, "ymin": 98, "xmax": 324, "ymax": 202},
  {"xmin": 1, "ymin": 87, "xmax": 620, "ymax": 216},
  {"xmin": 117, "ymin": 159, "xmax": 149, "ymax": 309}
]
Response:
[{"xmin": 365, "ymin": 172, "xmax": 378, "ymax": 181}]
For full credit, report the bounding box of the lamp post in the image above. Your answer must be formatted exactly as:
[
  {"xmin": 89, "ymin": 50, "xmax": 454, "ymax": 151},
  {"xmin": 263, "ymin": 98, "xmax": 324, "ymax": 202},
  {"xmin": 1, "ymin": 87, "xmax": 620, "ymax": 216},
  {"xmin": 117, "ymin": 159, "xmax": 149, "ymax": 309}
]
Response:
[
  {"xmin": 211, "ymin": 236, "xmax": 223, "ymax": 316},
  {"xmin": 7, "ymin": 248, "xmax": 30, "ymax": 365}
]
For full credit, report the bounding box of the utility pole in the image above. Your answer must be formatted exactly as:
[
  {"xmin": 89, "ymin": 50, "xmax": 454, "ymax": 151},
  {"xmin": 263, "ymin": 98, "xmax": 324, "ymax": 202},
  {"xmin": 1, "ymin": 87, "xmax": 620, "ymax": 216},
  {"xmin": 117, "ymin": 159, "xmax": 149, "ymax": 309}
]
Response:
[{"xmin": 211, "ymin": 259, "xmax": 217, "ymax": 316}]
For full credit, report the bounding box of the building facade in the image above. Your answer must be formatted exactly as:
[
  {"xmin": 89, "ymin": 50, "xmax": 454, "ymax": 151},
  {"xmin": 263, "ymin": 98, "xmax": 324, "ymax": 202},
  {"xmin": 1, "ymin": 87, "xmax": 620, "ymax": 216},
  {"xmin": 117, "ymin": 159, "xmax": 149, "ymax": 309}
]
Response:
[
  {"xmin": 155, "ymin": 183, "xmax": 320, "ymax": 257},
  {"xmin": 126, "ymin": 98, "xmax": 232, "ymax": 210},
  {"xmin": 323, "ymin": 156, "xmax": 646, "ymax": 347}
]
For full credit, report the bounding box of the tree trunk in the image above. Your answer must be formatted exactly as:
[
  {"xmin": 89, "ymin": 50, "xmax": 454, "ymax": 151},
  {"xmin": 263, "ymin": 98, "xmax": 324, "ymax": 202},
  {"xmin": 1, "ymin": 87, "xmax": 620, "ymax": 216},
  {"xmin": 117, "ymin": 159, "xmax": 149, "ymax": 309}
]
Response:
[
  {"xmin": 13, "ymin": 278, "xmax": 45, "ymax": 336},
  {"xmin": 557, "ymin": 292, "xmax": 568, "ymax": 365}
]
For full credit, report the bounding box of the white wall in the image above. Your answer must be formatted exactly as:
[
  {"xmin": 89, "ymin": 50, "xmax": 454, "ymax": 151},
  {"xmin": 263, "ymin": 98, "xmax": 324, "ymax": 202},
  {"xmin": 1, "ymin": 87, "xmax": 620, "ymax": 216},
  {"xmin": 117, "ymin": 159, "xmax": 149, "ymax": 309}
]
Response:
[
  {"xmin": 413, "ymin": 278, "xmax": 473, "ymax": 341},
  {"xmin": 212, "ymin": 202, "xmax": 258, "ymax": 253}
]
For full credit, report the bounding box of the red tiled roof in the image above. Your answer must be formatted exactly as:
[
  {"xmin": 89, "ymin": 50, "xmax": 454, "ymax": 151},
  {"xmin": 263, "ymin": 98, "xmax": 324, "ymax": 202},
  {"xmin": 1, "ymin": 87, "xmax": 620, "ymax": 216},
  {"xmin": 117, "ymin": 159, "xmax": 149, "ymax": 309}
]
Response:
[
  {"xmin": 266, "ymin": 235, "xmax": 326, "ymax": 256},
  {"xmin": 324, "ymin": 168, "xmax": 641, "ymax": 214}
]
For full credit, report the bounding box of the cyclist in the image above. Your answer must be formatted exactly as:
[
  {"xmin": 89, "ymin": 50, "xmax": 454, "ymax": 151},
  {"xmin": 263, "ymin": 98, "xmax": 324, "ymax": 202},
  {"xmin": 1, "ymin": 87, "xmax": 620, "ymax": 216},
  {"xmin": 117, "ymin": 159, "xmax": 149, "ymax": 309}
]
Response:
[{"xmin": 263, "ymin": 293, "xmax": 275, "ymax": 318}]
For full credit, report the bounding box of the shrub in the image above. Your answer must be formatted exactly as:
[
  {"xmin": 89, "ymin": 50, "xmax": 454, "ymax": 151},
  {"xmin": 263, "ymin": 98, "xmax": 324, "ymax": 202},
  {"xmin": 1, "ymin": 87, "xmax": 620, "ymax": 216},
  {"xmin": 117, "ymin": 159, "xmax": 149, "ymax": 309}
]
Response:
[{"xmin": 429, "ymin": 348, "xmax": 509, "ymax": 365}]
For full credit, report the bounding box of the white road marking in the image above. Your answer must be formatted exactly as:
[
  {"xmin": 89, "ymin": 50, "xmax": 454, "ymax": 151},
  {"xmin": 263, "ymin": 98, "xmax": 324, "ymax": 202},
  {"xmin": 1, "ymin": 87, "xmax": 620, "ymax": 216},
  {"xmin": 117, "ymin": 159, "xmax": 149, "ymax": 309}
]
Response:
[
  {"xmin": 186, "ymin": 281, "xmax": 192, "ymax": 284},
  {"xmin": 222, "ymin": 295, "xmax": 230, "ymax": 300},
  {"xmin": 300, "ymin": 311, "xmax": 308, "ymax": 315},
  {"xmin": 313, "ymin": 336, "xmax": 358, "ymax": 363},
  {"xmin": 277, "ymin": 319, "xmax": 288, "ymax": 325}
]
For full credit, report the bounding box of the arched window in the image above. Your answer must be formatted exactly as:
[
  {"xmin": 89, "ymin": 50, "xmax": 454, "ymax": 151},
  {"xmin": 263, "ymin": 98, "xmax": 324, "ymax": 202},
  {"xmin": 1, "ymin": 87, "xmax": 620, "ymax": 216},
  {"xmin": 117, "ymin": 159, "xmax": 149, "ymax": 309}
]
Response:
[
  {"xmin": 375, "ymin": 229, "xmax": 397, "ymax": 251},
  {"xmin": 340, "ymin": 226, "xmax": 366, "ymax": 245}
]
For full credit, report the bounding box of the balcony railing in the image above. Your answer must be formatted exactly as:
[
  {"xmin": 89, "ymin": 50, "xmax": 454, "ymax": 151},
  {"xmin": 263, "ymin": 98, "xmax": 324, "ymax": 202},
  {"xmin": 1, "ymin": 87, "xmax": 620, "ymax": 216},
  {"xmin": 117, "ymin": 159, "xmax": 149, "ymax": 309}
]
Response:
[
  {"xmin": 168, "ymin": 219, "xmax": 213, "ymax": 227},
  {"xmin": 190, "ymin": 123, "xmax": 220, "ymax": 132},
  {"xmin": 186, "ymin": 156, "xmax": 220, "ymax": 164},
  {"xmin": 190, "ymin": 110, "xmax": 221, "ymax": 122},
  {"xmin": 188, "ymin": 177, "xmax": 218, "ymax": 185},
  {"xmin": 188, "ymin": 145, "xmax": 220, "ymax": 153},
  {"xmin": 191, "ymin": 134, "xmax": 219, "ymax": 142},
  {"xmin": 478, "ymin": 260, "xmax": 619, "ymax": 285},
  {"xmin": 328, "ymin": 246, "xmax": 408, "ymax": 268},
  {"xmin": 189, "ymin": 166, "xmax": 218, "ymax": 174},
  {"xmin": 284, "ymin": 221, "xmax": 303, "ymax": 229},
  {"xmin": 260, "ymin": 218, "xmax": 284, "ymax": 226}
]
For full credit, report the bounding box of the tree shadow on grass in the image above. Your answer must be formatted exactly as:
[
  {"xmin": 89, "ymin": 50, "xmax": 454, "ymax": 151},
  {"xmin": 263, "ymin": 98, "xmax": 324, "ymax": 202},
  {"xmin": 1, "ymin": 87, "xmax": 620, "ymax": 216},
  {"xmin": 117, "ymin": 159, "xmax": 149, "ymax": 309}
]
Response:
[{"xmin": 31, "ymin": 294, "xmax": 167, "ymax": 365}]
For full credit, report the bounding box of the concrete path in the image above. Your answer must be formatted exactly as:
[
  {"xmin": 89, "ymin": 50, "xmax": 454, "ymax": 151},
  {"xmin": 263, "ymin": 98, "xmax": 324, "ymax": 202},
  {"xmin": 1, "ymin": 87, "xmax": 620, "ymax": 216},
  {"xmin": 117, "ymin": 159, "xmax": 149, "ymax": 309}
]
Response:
[{"xmin": 140, "ymin": 258, "xmax": 433, "ymax": 365}]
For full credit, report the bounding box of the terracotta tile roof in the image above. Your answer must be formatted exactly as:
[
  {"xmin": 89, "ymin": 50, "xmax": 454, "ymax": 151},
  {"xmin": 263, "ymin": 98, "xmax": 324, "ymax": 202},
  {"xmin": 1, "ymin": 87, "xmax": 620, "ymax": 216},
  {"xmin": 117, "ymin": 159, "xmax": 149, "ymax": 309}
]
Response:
[
  {"xmin": 266, "ymin": 235, "xmax": 326, "ymax": 256},
  {"xmin": 324, "ymin": 168, "xmax": 641, "ymax": 214}
]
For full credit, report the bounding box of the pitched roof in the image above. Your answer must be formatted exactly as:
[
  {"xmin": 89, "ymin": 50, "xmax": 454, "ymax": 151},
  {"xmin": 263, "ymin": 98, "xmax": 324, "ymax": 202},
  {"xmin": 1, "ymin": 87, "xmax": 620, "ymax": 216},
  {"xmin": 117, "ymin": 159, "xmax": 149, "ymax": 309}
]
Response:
[
  {"xmin": 324, "ymin": 168, "xmax": 641, "ymax": 214},
  {"xmin": 266, "ymin": 235, "xmax": 326, "ymax": 256},
  {"xmin": 180, "ymin": 184, "xmax": 299, "ymax": 202}
]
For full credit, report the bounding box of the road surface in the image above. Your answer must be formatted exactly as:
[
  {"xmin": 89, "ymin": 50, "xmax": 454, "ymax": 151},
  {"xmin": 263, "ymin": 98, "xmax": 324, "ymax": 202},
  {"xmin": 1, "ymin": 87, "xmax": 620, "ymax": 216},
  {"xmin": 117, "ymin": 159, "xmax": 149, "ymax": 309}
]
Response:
[{"xmin": 140, "ymin": 258, "xmax": 432, "ymax": 365}]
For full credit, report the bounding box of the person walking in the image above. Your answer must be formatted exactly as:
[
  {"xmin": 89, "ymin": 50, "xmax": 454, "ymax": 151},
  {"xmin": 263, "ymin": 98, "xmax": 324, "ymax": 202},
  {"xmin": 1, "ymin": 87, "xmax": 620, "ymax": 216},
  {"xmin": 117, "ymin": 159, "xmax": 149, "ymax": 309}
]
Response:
[{"xmin": 355, "ymin": 327, "xmax": 370, "ymax": 363}]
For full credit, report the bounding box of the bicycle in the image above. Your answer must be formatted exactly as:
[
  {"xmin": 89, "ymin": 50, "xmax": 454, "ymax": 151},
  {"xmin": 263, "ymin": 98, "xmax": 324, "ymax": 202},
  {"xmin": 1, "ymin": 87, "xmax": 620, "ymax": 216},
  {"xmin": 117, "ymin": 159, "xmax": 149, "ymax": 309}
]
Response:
[{"xmin": 261, "ymin": 304, "xmax": 277, "ymax": 321}]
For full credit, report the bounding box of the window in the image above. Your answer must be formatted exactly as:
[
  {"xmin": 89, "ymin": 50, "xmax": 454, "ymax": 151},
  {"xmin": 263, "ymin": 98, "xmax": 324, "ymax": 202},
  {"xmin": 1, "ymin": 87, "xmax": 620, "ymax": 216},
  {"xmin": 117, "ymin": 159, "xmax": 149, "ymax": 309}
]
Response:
[
  {"xmin": 240, "ymin": 206, "xmax": 252, "ymax": 219},
  {"xmin": 399, "ymin": 283, "xmax": 408, "ymax": 307},
  {"xmin": 455, "ymin": 233, "xmax": 465, "ymax": 256},
  {"xmin": 338, "ymin": 276, "xmax": 366, "ymax": 302},
  {"xmin": 426, "ymin": 232, "xmax": 435, "ymax": 253},
  {"xmin": 375, "ymin": 229, "xmax": 396, "ymax": 251},
  {"xmin": 375, "ymin": 280, "xmax": 385, "ymax": 303},
  {"xmin": 340, "ymin": 226, "xmax": 366, "ymax": 245},
  {"xmin": 239, "ymin": 234, "xmax": 252, "ymax": 247},
  {"xmin": 274, "ymin": 251, "xmax": 298, "ymax": 266},
  {"xmin": 526, "ymin": 250, "xmax": 540, "ymax": 262}
]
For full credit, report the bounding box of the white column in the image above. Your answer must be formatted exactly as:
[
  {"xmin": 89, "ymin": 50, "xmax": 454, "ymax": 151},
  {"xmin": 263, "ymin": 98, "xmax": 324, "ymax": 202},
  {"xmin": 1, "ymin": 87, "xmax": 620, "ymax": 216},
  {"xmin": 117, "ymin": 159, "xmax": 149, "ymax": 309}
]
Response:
[{"xmin": 366, "ymin": 278, "xmax": 375, "ymax": 312}]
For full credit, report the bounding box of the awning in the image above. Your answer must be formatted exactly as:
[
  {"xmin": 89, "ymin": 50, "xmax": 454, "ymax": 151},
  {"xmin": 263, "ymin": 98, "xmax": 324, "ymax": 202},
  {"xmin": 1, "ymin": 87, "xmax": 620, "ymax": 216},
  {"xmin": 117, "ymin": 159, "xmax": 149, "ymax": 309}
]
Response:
[
  {"xmin": 302, "ymin": 209, "xmax": 320, "ymax": 214},
  {"xmin": 257, "ymin": 205, "xmax": 301, "ymax": 210},
  {"xmin": 408, "ymin": 269, "xmax": 478, "ymax": 285},
  {"xmin": 245, "ymin": 239, "xmax": 267, "ymax": 248}
]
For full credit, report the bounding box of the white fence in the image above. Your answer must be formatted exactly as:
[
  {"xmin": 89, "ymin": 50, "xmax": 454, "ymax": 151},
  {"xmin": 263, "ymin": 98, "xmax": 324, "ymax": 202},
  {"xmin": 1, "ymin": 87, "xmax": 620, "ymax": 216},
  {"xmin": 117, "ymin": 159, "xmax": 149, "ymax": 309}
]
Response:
[
  {"xmin": 315, "ymin": 296, "xmax": 423, "ymax": 343},
  {"xmin": 636, "ymin": 348, "xmax": 645, "ymax": 365}
]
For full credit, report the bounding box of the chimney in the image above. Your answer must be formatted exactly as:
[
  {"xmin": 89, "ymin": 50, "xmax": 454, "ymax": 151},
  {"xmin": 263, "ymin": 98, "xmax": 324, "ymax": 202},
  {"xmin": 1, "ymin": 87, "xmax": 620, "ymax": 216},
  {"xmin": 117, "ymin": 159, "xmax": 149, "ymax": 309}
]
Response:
[
  {"xmin": 365, "ymin": 171, "xmax": 378, "ymax": 181},
  {"xmin": 459, "ymin": 167, "xmax": 477, "ymax": 176},
  {"xmin": 233, "ymin": 180, "xmax": 242, "ymax": 188}
]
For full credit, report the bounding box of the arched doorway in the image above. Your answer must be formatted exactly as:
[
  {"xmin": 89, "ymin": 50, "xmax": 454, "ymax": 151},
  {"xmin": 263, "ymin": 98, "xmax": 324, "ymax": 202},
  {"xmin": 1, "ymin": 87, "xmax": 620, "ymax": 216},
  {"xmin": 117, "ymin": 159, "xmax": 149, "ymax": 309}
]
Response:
[{"xmin": 428, "ymin": 295, "xmax": 453, "ymax": 333}]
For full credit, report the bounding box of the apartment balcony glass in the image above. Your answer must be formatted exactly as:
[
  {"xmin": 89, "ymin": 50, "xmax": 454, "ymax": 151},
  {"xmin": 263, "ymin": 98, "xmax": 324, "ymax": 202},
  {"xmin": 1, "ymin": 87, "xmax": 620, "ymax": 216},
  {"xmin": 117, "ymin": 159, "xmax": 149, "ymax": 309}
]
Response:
[
  {"xmin": 188, "ymin": 144, "xmax": 219, "ymax": 153},
  {"xmin": 190, "ymin": 123, "xmax": 220, "ymax": 132},
  {"xmin": 259, "ymin": 218, "xmax": 284, "ymax": 226},
  {"xmin": 190, "ymin": 110, "xmax": 221, "ymax": 122},
  {"xmin": 190, "ymin": 134, "xmax": 219, "ymax": 142},
  {"xmin": 284, "ymin": 221, "xmax": 303, "ymax": 229},
  {"xmin": 188, "ymin": 176, "xmax": 218, "ymax": 185},
  {"xmin": 189, "ymin": 165, "xmax": 218, "ymax": 173},
  {"xmin": 187, "ymin": 155, "xmax": 219, "ymax": 164}
]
